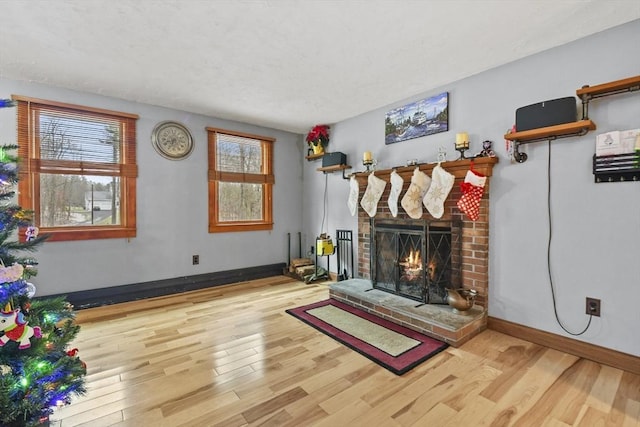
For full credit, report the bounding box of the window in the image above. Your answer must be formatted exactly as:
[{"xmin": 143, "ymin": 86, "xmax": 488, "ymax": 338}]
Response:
[
  {"xmin": 207, "ymin": 127, "xmax": 274, "ymax": 232},
  {"xmin": 14, "ymin": 95, "xmax": 138, "ymax": 241}
]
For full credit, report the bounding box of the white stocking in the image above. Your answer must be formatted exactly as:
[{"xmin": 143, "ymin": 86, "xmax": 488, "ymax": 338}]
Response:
[
  {"xmin": 423, "ymin": 163, "xmax": 455, "ymax": 219},
  {"xmin": 387, "ymin": 170, "xmax": 404, "ymax": 218},
  {"xmin": 360, "ymin": 173, "xmax": 387, "ymax": 217},
  {"xmin": 347, "ymin": 175, "xmax": 359, "ymax": 216},
  {"xmin": 401, "ymin": 168, "xmax": 431, "ymax": 219}
]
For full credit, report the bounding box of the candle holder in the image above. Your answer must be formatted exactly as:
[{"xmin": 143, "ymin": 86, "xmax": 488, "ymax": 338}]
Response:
[
  {"xmin": 455, "ymin": 132, "xmax": 470, "ymax": 160},
  {"xmin": 455, "ymin": 143, "xmax": 470, "ymax": 160},
  {"xmin": 363, "ymin": 159, "xmax": 374, "ymax": 172}
]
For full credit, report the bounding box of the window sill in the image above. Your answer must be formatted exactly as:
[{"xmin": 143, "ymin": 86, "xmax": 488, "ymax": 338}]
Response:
[
  {"xmin": 33, "ymin": 227, "xmax": 136, "ymax": 242},
  {"xmin": 209, "ymin": 222, "xmax": 274, "ymax": 233}
]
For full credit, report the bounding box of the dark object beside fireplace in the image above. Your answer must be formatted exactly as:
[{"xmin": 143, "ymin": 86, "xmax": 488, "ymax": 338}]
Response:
[{"xmin": 371, "ymin": 219, "xmax": 462, "ymax": 304}]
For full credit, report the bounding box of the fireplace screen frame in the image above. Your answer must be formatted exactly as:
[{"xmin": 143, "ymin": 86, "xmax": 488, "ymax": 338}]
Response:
[{"xmin": 371, "ymin": 219, "xmax": 462, "ymax": 304}]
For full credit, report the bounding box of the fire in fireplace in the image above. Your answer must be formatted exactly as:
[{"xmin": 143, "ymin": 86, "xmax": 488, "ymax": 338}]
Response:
[
  {"xmin": 371, "ymin": 219, "xmax": 462, "ymax": 304},
  {"xmin": 400, "ymin": 249, "xmax": 422, "ymax": 281}
]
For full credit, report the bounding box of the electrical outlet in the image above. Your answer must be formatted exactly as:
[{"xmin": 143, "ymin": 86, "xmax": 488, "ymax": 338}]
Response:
[
  {"xmin": 586, "ymin": 297, "xmax": 601, "ymax": 317},
  {"xmin": 192, "ymin": 255, "xmax": 199, "ymax": 265}
]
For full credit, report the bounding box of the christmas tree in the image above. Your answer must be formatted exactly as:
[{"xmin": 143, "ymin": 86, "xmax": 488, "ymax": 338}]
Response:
[{"xmin": 0, "ymin": 99, "xmax": 86, "ymax": 427}]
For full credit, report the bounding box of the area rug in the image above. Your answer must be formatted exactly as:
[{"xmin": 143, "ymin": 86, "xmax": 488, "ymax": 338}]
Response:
[{"xmin": 286, "ymin": 298, "xmax": 448, "ymax": 375}]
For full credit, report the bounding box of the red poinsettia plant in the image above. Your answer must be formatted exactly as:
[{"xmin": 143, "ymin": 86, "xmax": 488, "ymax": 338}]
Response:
[{"xmin": 306, "ymin": 124, "xmax": 330, "ymax": 147}]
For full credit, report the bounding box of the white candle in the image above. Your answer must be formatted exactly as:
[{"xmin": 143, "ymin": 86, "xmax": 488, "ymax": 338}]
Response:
[
  {"xmin": 363, "ymin": 151, "xmax": 373, "ymax": 162},
  {"xmin": 455, "ymin": 133, "xmax": 469, "ymax": 149}
]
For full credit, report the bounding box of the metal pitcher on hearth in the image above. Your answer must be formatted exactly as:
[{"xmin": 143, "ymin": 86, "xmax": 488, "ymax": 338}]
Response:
[{"xmin": 446, "ymin": 288, "xmax": 477, "ymax": 313}]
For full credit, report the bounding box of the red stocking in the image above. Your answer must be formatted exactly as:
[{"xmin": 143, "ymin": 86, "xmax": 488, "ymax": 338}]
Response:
[{"xmin": 457, "ymin": 165, "xmax": 486, "ymax": 221}]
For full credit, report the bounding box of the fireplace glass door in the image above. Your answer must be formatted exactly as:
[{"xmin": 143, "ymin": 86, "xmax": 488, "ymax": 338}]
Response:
[{"xmin": 372, "ymin": 220, "xmax": 461, "ymax": 304}]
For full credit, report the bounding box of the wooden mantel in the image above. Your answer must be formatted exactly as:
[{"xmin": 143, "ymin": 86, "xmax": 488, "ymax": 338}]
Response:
[{"xmin": 350, "ymin": 156, "xmax": 499, "ymax": 182}]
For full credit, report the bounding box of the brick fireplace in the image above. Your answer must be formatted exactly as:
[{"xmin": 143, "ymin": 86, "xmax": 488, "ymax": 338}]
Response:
[{"xmin": 329, "ymin": 157, "xmax": 498, "ymax": 346}]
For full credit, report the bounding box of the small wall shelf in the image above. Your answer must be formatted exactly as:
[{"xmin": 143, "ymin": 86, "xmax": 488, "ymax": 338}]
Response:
[
  {"xmin": 577, "ymin": 75, "xmax": 640, "ymax": 119},
  {"xmin": 504, "ymin": 120, "xmax": 596, "ymax": 144},
  {"xmin": 504, "ymin": 120, "xmax": 597, "ymax": 163},
  {"xmin": 317, "ymin": 164, "xmax": 352, "ymax": 179},
  {"xmin": 305, "ymin": 153, "xmax": 324, "ymax": 161}
]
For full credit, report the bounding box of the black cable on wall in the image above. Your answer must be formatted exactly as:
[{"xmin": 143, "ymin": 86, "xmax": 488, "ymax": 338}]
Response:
[{"xmin": 546, "ymin": 139, "xmax": 592, "ymax": 336}]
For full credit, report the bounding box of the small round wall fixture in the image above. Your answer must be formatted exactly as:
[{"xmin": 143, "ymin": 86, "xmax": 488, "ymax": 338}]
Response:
[{"xmin": 151, "ymin": 121, "xmax": 194, "ymax": 160}]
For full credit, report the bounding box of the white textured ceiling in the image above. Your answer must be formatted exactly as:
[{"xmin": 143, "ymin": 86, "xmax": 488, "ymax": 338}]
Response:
[{"xmin": 1, "ymin": 1, "xmax": 638, "ymax": 134}]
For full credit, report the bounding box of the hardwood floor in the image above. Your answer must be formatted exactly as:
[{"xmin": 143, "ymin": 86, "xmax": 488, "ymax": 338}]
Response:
[{"xmin": 52, "ymin": 276, "xmax": 640, "ymax": 426}]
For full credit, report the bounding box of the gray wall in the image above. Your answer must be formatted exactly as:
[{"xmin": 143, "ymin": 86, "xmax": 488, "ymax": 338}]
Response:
[
  {"xmin": 0, "ymin": 80, "xmax": 305, "ymax": 295},
  {"xmin": 303, "ymin": 20, "xmax": 640, "ymax": 356}
]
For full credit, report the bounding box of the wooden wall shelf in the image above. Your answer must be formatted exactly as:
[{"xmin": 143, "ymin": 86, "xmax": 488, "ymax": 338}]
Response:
[
  {"xmin": 317, "ymin": 163, "xmax": 352, "ymax": 179},
  {"xmin": 577, "ymin": 75, "xmax": 640, "ymax": 99},
  {"xmin": 577, "ymin": 75, "xmax": 640, "ymax": 120},
  {"xmin": 504, "ymin": 120, "xmax": 596, "ymax": 144},
  {"xmin": 317, "ymin": 164, "xmax": 351, "ymax": 173},
  {"xmin": 305, "ymin": 153, "xmax": 324, "ymax": 161}
]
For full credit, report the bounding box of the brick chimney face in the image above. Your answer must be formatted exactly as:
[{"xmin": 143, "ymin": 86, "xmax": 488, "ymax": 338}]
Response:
[{"xmin": 355, "ymin": 166, "xmax": 492, "ymax": 309}]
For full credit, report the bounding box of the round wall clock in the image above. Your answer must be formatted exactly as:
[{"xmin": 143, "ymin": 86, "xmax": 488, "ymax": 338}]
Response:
[{"xmin": 151, "ymin": 121, "xmax": 194, "ymax": 160}]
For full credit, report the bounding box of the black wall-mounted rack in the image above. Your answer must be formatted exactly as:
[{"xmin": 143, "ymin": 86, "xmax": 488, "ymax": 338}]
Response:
[{"xmin": 592, "ymin": 152, "xmax": 640, "ymax": 183}]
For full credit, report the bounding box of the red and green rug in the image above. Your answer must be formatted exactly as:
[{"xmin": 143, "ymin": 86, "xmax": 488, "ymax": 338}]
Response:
[{"xmin": 286, "ymin": 298, "xmax": 448, "ymax": 375}]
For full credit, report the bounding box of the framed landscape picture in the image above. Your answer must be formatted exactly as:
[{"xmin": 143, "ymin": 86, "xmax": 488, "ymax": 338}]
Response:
[{"xmin": 385, "ymin": 92, "xmax": 449, "ymax": 144}]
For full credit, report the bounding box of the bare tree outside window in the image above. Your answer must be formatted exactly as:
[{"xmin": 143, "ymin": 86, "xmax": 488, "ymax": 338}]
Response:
[
  {"xmin": 207, "ymin": 127, "xmax": 274, "ymax": 232},
  {"xmin": 39, "ymin": 118, "xmax": 72, "ymax": 226},
  {"xmin": 15, "ymin": 95, "xmax": 138, "ymax": 241},
  {"xmin": 37, "ymin": 115, "xmax": 121, "ymax": 227},
  {"xmin": 100, "ymin": 124, "xmax": 120, "ymax": 225},
  {"xmin": 217, "ymin": 137, "xmax": 263, "ymax": 221}
]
